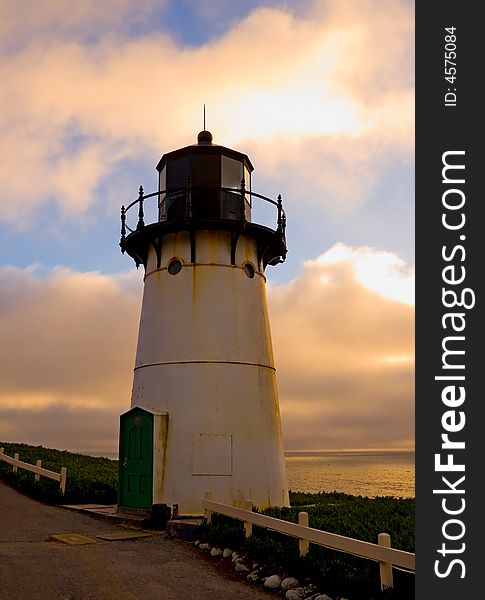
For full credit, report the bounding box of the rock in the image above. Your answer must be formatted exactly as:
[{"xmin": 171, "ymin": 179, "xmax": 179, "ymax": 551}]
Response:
[
  {"xmin": 264, "ymin": 575, "xmax": 282, "ymax": 590},
  {"xmin": 231, "ymin": 553, "xmax": 240, "ymax": 563},
  {"xmin": 281, "ymin": 577, "xmax": 300, "ymax": 591},
  {"xmin": 235, "ymin": 562, "xmax": 249, "ymax": 573},
  {"xmin": 286, "ymin": 589, "xmax": 304, "ymax": 600},
  {"xmin": 222, "ymin": 548, "xmax": 232, "ymax": 558},
  {"xmin": 252, "ymin": 562, "xmax": 259, "ymax": 571},
  {"xmin": 210, "ymin": 547, "xmax": 222, "ymax": 557},
  {"xmin": 231, "ymin": 551, "xmax": 238, "ymax": 559},
  {"xmin": 194, "ymin": 540, "xmax": 200, "ymax": 546},
  {"xmin": 314, "ymin": 595, "xmax": 334, "ymax": 600},
  {"xmin": 246, "ymin": 571, "xmax": 260, "ymax": 583},
  {"xmin": 198, "ymin": 542, "xmax": 210, "ymax": 551}
]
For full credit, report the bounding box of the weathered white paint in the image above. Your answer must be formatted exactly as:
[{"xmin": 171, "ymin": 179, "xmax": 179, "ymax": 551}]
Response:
[
  {"xmin": 130, "ymin": 229, "xmax": 289, "ymax": 515},
  {"xmin": 152, "ymin": 412, "xmax": 169, "ymax": 501}
]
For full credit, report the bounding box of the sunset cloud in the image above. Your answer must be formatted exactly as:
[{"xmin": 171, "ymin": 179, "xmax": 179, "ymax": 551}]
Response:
[
  {"xmin": 309, "ymin": 243, "xmax": 415, "ymax": 305},
  {"xmin": 0, "ymin": 266, "xmax": 141, "ymax": 410},
  {"xmin": 269, "ymin": 243, "xmax": 414, "ymax": 450},
  {"xmin": 0, "ymin": 245, "xmax": 414, "ymax": 453},
  {"xmin": 0, "ymin": 0, "xmax": 413, "ymax": 224}
]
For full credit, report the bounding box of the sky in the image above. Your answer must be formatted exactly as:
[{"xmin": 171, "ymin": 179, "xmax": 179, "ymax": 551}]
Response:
[{"xmin": 0, "ymin": 0, "xmax": 414, "ymax": 455}]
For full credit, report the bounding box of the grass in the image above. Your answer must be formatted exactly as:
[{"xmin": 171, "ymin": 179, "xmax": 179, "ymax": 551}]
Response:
[
  {"xmin": 0, "ymin": 441, "xmax": 118, "ymax": 504},
  {"xmin": 198, "ymin": 494, "xmax": 415, "ymax": 600}
]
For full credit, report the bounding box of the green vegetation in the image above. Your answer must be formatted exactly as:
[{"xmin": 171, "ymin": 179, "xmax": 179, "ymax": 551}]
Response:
[
  {"xmin": 0, "ymin": 441, "xmax": 118, "ymax": 504},
  {"xmin": 197, "ymin": 492, "xmax": 415, "ymax": 600},
  {"xmin": 1, "ymin": 442, "xmax": 414, "ymax": 598}
]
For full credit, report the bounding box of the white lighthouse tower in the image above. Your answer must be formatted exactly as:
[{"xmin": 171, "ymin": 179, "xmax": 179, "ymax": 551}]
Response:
[{"xmin": 118, "ymin": 130, "xmax": 289, "ymax": 516}]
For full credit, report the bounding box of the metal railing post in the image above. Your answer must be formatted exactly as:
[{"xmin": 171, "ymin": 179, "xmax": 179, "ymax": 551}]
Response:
[
  {"xmin": 120, "ymin": 205, "xmax": 126, "ymax": 251},
  {"xmin": 277, "ymin": 194, "xmax": 282, "ymax": 230},
  {"xmin": 137, "ymin": 186, "xmax": 145, "ymax": 230}
]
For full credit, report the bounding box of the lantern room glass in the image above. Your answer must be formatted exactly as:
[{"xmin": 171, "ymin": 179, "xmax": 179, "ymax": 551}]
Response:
[
  {"xmin": 158, "ymin": 152, "xmax": 253, "ymax": 222},
  {"xmin": 221, "ymin": 156, "xmax": 243, "ymax": 220},
  {"xmin": 221, "ymin": 156, "xmax": 242, "ymax": 189}
]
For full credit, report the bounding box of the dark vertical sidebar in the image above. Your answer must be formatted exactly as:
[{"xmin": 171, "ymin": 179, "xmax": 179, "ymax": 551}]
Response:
[{"xmin": 416, "ymin": 2, "xmax": 481, "ymax": 597}]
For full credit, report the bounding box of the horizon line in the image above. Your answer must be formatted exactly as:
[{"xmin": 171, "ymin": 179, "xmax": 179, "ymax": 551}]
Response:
[{"xmin": 284, "ymin": 447, "xmax": 415, "ymax": 454}]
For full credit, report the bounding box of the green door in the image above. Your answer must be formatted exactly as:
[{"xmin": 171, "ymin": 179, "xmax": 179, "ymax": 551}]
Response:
[{"xmin": 119, "ymin": 408, "xmax": 153, "ymax": 509}]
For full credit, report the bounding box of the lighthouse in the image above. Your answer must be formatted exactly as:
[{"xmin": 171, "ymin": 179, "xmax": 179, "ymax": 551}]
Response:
[{"xmin": 118, "ymin": 130, "xmax": 289, "ymax": 516}]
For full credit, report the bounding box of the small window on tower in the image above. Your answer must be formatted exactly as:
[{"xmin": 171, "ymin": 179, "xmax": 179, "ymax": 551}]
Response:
[
  {"xmin": 168, "ymin": 259, "xmax": 183, "ymax": 275},
  {"xmin": 243, "ymin": 262, "xmax": 255, "ymax": 278}
]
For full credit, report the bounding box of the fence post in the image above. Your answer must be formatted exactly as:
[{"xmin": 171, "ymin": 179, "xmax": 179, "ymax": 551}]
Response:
[
  {"xmin": 204, "ymin": 491, "xmax": 213, "ymax": 524},
  {"xmin": 35, "ymin": 460, "xmax": 42, "ymax": 481},
  {"xmin": 378, "ymin": 533, "xmax": 393, "ymax": 590},
  {"xmin": 244, "ymin": 500, "xmax": 253, "ymax": 538},
  {"xmin": 60, "ymin": 467, "xmax": 67, "ymax": 495},
  {"xmin": 298, "ymin": 512, "xmax": 310, "ymax": 556},
  {"xmin": 13, "ymin": 453, "xmax": 19, "ymax": 473}
]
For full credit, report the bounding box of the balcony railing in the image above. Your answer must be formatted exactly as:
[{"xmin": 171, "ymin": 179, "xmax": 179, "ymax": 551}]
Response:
[{"xmin": 120, "ymin": 182, "xmax": 286, "ymax": 249}]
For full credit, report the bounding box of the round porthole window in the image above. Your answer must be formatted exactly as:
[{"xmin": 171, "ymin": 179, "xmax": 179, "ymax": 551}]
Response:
[
  {"xmin": 168, "ymin": 259, "xmax": 183, "ymax": 275},
  {"xmin": 243, "ymin": 262, "xmax": 255, "ymax": 278}
]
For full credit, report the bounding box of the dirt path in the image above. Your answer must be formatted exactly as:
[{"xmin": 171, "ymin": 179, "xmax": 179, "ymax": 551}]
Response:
[{"xmin": 0, "ymin": 480, "xmax": 272, "ymax": 600}]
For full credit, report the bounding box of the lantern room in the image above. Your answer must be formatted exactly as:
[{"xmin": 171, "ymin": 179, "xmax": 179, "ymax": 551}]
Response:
[{"xmin": 156, "ymin": 130, "xmax": 253, "ymax": 222}]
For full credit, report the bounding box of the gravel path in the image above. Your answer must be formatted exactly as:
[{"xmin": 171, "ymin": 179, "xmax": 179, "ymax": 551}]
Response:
[{"xmin": 0, "ymin": 480, "xmax": 272, "ymax": 600}]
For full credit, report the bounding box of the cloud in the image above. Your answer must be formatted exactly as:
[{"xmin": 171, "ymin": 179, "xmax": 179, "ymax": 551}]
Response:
[
  {"xmin": 0, "ymin": 0, "xmax": 413, "ymax": 224},
  {"xmin": 0, "ymin": 403, "xmax": 120, "ymax": 455},
  {"xmin": 0, "ymin": 0, "xmax": 165, "ymax": 48},
  {"xmin": 308, "ymin": 243, "xmax": 415, "ymax": 304},
  {"xmin": 0, "ymin": 265, "xmax": 141, "ymax": 408},
  {"xmin": 269, "ymin": 243, "xmax": 414, "ymax": 450},
  {"xmin": 0, "ymin": 244, "xmax": 414, "ymax": 452}
]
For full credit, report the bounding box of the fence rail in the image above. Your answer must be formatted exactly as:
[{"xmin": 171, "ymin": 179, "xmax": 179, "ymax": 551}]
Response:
[
  {"xmin": 202, "ymin": 494, "xmax": 415, "ymax": 590},
  {"xmin": 0, "ymin": 448, "xmax": 67, "ymax": 495}
]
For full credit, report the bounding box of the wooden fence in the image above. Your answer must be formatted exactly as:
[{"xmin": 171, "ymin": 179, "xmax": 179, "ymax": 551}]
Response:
[
  {"xmin": 202, "ymin": 493, "xmax": 415, "ymax": 591},
  {"xmin": 0, "ymin": 448, "xmax": 67, "ymax": 495}
]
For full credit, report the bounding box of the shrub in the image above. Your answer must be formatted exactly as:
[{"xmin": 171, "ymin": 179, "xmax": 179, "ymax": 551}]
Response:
[
  {"xmin": 197, "ymin": 490, "xmax": 415, "ymax": 600},
  {"xmin": 0, "ymin": 442, "xmax": 118, "ymax": 504}
]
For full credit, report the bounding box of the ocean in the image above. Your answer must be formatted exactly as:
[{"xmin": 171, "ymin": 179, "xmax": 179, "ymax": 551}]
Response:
[
  {"xmin": 90, "ymin": 448, "xmax": 414, "ymax": 499},
  {"xmin": 285, "ymin": 450, "xmax": 415, "ymax": 498}
]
